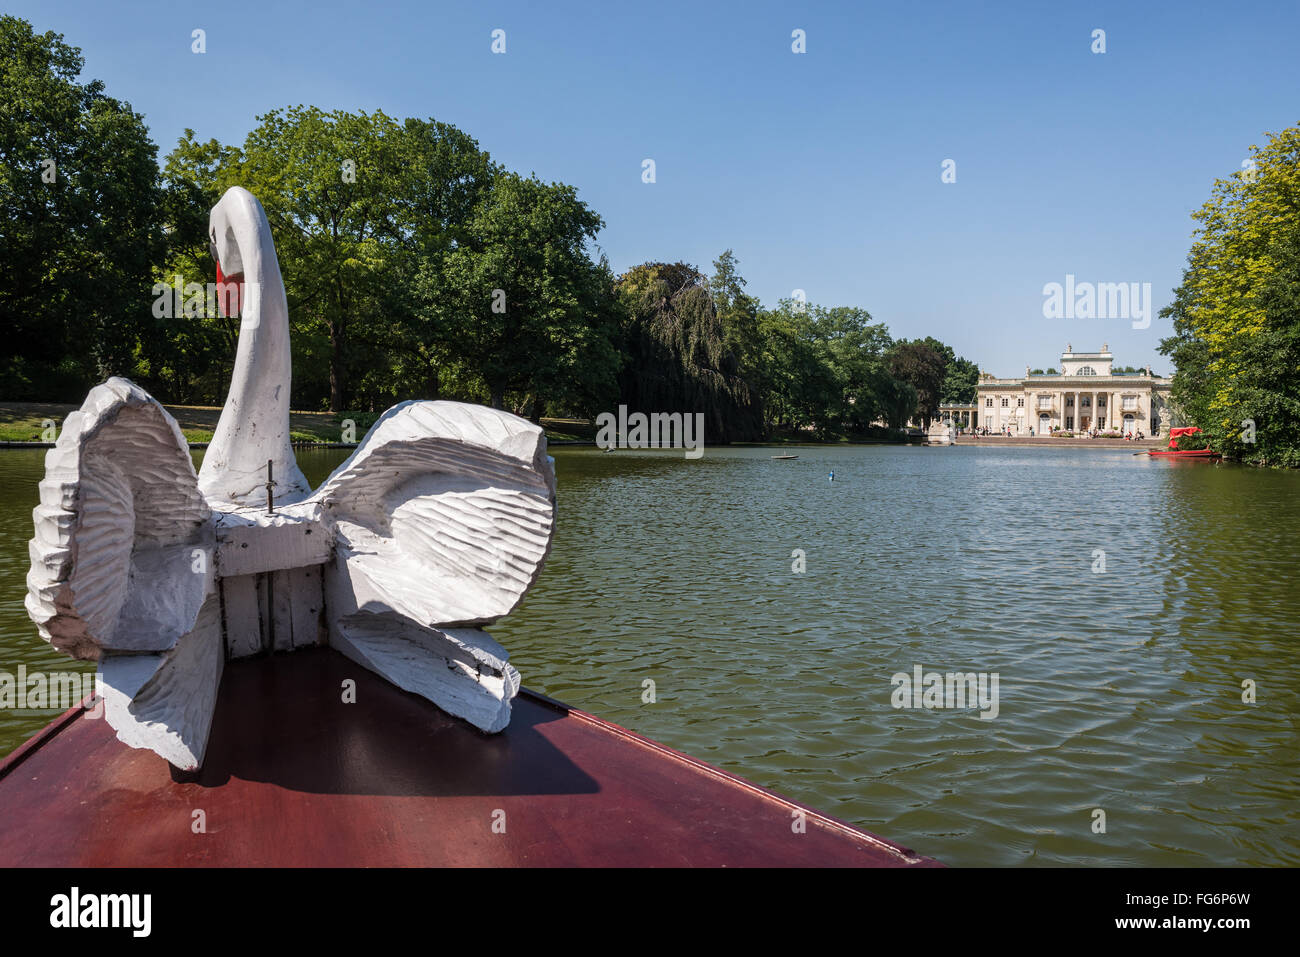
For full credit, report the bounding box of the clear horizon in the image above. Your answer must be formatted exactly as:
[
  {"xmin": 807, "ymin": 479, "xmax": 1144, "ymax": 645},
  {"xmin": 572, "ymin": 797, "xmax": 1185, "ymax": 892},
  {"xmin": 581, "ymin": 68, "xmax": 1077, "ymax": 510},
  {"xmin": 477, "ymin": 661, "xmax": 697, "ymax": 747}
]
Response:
[{"xmin": 8, "ymin": 0, "xmax": 1298, "ymax": 377}]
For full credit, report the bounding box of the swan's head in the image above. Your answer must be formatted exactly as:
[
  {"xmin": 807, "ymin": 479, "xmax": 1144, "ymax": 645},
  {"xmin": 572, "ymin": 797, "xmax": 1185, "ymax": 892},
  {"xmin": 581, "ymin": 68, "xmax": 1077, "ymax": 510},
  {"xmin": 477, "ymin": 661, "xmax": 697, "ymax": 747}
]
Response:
[{"xmin": 208, "ymin": 186, "xmax": 268, "ymax": 317}]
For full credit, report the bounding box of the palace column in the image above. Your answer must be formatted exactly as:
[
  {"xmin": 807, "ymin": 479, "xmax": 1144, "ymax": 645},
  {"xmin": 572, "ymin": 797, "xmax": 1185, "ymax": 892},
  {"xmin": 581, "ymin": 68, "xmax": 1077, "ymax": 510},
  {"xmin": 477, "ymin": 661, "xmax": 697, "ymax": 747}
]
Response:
[
  {"xmin": 1092, "ymin": 390, "xmax": 1098, "ymax": 430},
  {"xmin": 1057, "ymin": 390, "xmax": 1063, "ymax": 429}
]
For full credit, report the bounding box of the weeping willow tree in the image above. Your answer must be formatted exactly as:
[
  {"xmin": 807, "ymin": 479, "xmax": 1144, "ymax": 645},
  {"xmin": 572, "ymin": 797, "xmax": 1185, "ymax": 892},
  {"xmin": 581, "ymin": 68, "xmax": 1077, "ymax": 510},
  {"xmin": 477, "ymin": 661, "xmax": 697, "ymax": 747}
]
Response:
[{"xmin": 615, "ymin": 262, "xmax": 763, "ymax": 443}]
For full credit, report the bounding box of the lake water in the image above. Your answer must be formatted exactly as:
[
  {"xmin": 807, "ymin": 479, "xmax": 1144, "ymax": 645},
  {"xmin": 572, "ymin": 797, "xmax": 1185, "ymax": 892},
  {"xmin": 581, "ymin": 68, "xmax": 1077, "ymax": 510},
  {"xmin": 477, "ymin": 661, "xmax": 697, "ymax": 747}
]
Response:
[{"xmin": 2, "ymin": 443, "xmax": 1297, "ymax": 866}]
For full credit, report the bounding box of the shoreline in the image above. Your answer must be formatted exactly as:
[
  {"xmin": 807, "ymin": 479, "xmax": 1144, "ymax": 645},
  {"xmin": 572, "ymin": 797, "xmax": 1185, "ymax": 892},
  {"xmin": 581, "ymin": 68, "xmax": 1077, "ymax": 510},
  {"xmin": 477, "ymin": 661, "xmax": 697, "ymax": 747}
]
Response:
[
  {"xmin": 0, "ymin": 436, "xmax": 1168, "ymax": 451},
  {"xmin": 952, "ymin": 435, "xmax": 1165, "ymax": 449}
]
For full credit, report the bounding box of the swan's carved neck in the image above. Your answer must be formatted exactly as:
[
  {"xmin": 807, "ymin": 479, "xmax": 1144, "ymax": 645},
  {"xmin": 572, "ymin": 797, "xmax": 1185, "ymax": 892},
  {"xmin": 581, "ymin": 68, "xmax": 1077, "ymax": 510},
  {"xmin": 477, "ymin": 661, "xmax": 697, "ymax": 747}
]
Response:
[{"xmin": 198, "ymin": 187, "xmax": 310, "ymax": 508}]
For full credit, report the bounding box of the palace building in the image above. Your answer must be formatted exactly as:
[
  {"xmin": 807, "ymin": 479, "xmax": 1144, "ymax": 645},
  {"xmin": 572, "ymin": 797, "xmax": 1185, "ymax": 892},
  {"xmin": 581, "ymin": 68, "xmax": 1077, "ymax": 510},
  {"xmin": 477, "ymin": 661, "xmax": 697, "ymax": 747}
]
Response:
[{"xmin": 942, "ymin": 344, "xmax": 1175, "ymax": 436}]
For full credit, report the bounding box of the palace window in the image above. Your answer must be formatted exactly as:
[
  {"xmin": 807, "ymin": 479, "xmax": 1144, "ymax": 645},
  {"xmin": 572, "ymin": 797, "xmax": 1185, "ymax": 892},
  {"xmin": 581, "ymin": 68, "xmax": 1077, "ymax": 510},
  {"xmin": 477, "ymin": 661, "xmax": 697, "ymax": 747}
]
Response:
[
  {"xmin": 1017, "ymin": 398, "xmax": 1024, "ymax": 407},
  {"xmin": 986, "ymin": 398, "xmax": 993, "ymax": 407},
  {"xmin": 1122, "ymin": 396, "xmax": 1137, "ymax": 410},
  {"xmin": 1077, "ymin": 366, "xmax": 1097, "ymax": 375},
  {"xmin": 1001, "ymin": 398, "xmax": 1009, "ymax": 407},
  {"xmin": 1038, "ymin": 396, "xmax": 1052, "ymax": 409}
]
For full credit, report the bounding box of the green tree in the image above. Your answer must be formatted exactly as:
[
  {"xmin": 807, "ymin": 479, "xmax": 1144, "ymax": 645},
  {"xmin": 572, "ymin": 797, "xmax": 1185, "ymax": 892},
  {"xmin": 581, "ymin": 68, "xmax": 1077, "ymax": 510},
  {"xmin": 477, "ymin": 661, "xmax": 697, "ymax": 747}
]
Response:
[
  {"xmin": 253, "ymin": 108, "xmax": 468, "ymax": 410},
  {"xmin": 880, "ymin": 376, "xmax": 919, "ymax": 431},
  {"xmin": 1159, "ymin": 124, "xmax": 1300, "ymax": 466},
  {"xmin": 149, "ymin": 132, "xmax": 245, "ymax": 403},
  {"xmin": 941, "ymin": 356, "xmax": 980, "ymax": 404},
  {"xmin": 163, "ymin": 107, "xmax": 498, "ymax": 411},
  {"xmin": 165, "ymin": 110, "xmax": 621, "ymax": 416},
  {"xmin": 709, "ymin": 250, "xmax": 763, "ymax": 379},
  {"xmin": 616, "ymin": 262, "xmax": 763, "ymax": 441},
  {"xmin": 0, "ymin": 15, "xmax": 165, "ymax": 399},
  {"xmin": 748, "ymin": 300, "xmax": 903, "ymax": 437},
  {"xmin": 422, "ymin": 170, "xmax": 620, "ymax": 415},
  {"xmin": 886, "ymin": 339, "xmax": 947, "ymax": 427},
  {"xmin": 808, "ymin": 305, "xmax": 894, "ymax": 431},
  {"xmin": 753, "ymin": 301, "xmax": 842, "ymax": 435}
]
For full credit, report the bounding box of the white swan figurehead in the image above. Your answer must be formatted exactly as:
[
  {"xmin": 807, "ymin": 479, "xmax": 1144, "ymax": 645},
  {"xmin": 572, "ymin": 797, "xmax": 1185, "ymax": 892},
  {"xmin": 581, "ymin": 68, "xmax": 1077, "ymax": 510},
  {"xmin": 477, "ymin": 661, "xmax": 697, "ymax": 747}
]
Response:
[{"xmin": 25, "ymin": 187, "xmax": 557, "ymax": 771}]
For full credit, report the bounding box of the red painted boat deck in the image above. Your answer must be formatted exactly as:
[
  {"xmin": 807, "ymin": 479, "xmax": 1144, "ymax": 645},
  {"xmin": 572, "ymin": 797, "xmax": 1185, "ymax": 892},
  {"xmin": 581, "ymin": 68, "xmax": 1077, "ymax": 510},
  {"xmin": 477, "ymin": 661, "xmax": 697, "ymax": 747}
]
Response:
[{"xmin": 0, "ymin": 647, "xmax": 938, "ymax": 867}]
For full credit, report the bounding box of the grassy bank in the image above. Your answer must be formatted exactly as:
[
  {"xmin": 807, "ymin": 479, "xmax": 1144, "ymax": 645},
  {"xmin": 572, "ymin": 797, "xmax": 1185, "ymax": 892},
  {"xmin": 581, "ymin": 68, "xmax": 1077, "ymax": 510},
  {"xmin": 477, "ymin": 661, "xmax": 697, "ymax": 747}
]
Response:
[
  {"xmin": 0, "ymin": 402, "xmax": 910, "ymax": 448},
  {"xmin": 0, "ymin": 401, "xmax": 600, "ymax": 446}
]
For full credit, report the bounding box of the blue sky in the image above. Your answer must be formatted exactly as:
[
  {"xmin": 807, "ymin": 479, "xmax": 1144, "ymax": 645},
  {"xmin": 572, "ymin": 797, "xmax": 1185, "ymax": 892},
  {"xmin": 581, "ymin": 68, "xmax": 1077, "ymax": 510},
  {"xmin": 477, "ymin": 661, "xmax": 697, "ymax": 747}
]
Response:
[{"xmin": 9, "ymin": 0, "xmax": 1299, "ymax": 375}]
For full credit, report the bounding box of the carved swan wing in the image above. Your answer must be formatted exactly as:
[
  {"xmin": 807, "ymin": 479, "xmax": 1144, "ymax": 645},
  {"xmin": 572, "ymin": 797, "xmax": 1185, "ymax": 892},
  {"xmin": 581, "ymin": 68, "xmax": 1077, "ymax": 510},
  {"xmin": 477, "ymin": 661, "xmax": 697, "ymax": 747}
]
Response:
[
  {"xmin": 311, "ymin": 401, "xmax": 556, "ymax": 733},
  {"xmin": 26, "ymin": 379, "xmax": 212, "ymax": 658},
  {"xmin": 26, "ymin": 378, "xmax": 223, "ymax": 769}
]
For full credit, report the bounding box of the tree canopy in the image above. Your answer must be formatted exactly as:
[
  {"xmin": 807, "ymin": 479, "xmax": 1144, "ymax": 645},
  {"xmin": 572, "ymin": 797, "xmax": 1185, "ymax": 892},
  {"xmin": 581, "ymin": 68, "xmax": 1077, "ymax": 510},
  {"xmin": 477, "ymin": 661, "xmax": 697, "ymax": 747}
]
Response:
[
  {"xmin": 887, "ymin": 339, "xmax": 948, "ymax": 428},
  {"xmin": 0, "ymin": 14, "xmax": 993, "ymax": 444},
  {"xmin": 423, "ymin": 170, "xmax": 620, "ymax": 415},
  {"xmin": 1159, "ymin": 124, "xmax": 1300, "ymax": 466},
  {"xmin": 0, "ymin": 15, "xmax": 165, "ymax": 399},
  {"xmin": 615, "ymin": 261, "xmax": 762, "ymax": 442}
]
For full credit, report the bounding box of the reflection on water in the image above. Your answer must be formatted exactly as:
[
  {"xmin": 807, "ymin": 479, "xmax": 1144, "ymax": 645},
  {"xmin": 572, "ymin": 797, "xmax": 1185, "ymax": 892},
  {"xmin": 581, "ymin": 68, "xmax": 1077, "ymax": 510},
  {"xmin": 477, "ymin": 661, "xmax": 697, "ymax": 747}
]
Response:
[{"xmin": 1, "ymin": 443, "xmax": 1297, "ymax": 866}]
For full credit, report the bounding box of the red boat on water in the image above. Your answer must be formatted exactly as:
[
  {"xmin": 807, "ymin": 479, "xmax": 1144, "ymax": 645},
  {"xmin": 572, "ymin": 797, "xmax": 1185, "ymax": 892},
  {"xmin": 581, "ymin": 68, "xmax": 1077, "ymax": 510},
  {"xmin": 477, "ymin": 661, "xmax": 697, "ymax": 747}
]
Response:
[{"xmin": 1147, "ymin": 426, "xmax": 1221, "ymax": 458}]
